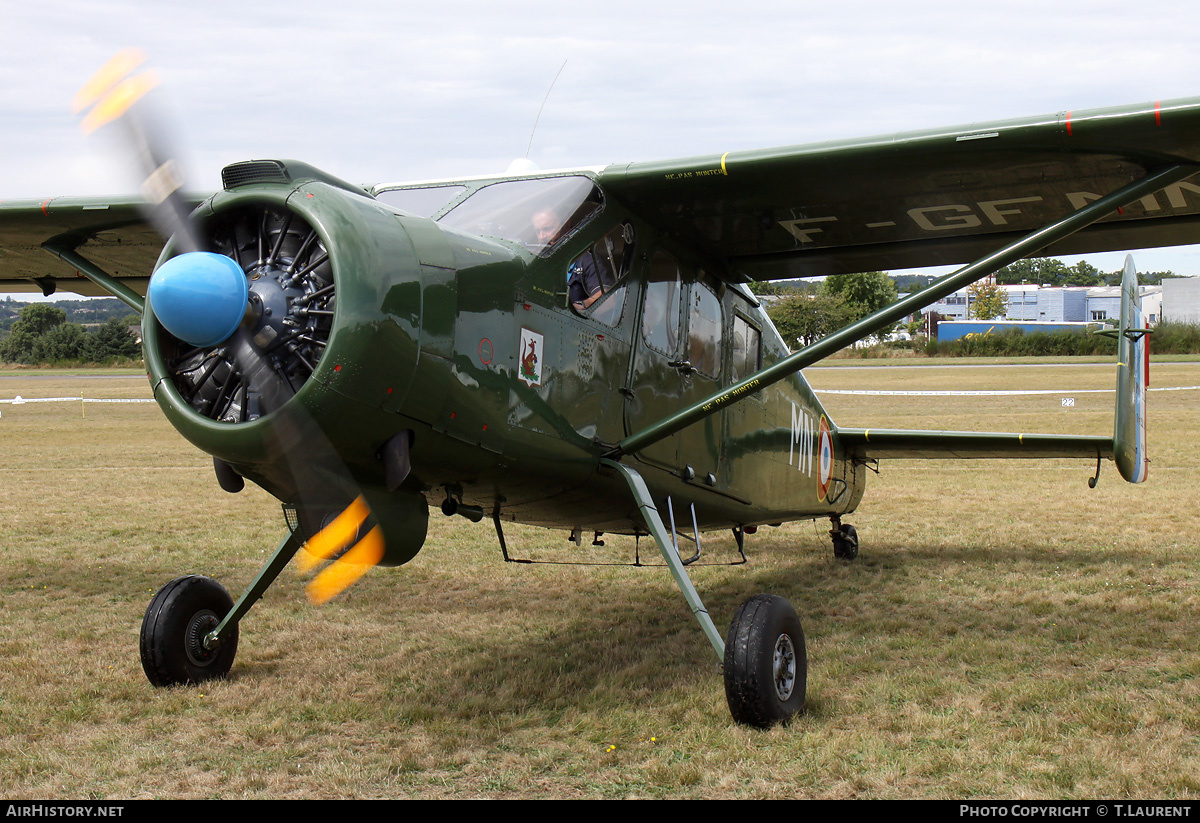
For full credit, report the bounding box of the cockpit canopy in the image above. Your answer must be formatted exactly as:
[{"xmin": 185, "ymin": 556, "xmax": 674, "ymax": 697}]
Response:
[{"xmin": 376, "ymin": 175, "xmax": 602, "ymax": 256}]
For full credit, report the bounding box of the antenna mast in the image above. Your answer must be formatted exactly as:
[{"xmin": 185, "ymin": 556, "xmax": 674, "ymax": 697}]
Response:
[{"xmin": 525, "ymin": 59, "xmax": 568, "ymax": 160}]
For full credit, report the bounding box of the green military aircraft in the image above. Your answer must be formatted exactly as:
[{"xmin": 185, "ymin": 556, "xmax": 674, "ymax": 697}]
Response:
[{"xmin": 0, "ymin": 54, "xmax": 1173, "ymax": 726}]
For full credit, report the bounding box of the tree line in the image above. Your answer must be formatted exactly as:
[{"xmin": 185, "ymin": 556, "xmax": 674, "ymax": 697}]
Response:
[
  {"xmin": 995, "ymin": 258, "xmax": 1179, "ymax": 287},
  {"xmin": 0, "ymin": 255, "xmax": 1192, "ymax": 363},
  {"xmin": 756, "ymin": 271, "xmax": 900, "ymax": 347},
  {"xmin": 0, "ymin": 303, "xmax": 141, "ymax": 365}
]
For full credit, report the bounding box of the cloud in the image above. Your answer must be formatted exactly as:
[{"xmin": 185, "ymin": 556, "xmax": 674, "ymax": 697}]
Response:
[{"xmin": 3, "ymin": 0, "xmax": 1200, "ymax": 276}]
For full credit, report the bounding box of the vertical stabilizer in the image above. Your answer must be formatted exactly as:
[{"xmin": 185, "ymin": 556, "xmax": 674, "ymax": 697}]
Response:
[{"xmin": 1113, "ymin": 255, "xmax": 1150, "ymax": 483}]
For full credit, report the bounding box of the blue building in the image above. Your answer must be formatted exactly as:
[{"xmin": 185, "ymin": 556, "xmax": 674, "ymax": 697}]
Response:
[{"xmin": 936, "ymin": 320, "xmax": 1094, "ymax": 342}]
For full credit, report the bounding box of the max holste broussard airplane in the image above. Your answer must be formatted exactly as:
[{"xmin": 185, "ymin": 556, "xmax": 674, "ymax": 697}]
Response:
[{"xmin": 0, "ymin": 56, "xmax": 1172, "ymax": 725}]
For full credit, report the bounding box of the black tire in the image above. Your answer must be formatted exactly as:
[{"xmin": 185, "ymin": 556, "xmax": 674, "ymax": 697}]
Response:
[
  {"xmin": 140, "ymin": 575, "xmax": 238, "ymax": 687},
  {"xmin": 833, "ymin": 523, "xmax": 859, "ymax": 560},
  {"xmin": 723, "ymin": 594, "xmax": 807, "ymax": 728}
]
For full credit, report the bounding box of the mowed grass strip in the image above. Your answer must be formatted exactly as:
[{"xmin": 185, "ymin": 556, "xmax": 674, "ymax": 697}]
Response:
[{"xmin": 0, "ymin": 363, "xmax": 1197, "ymax": 798}]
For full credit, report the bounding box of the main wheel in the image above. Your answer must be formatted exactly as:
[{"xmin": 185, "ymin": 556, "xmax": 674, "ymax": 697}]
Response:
[
  {"xmin": 833, "ymin": 523, "xmax": 859, "ymax": 560},
  {"xmin": 723, "ymin": 594, "xmax": 807, "ymax": 728},
  {"xmin": 140, "ymin": 575, "xmax": 239, "ymax": 687}
]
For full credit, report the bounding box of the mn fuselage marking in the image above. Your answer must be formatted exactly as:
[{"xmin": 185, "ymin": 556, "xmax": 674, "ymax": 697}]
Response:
[{"xmin": 789, "ymin": 401, "xmax": 815, "ymax": 476}]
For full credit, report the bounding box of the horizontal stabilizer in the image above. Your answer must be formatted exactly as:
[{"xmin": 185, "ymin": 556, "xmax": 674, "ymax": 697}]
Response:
[
  {"xmin": 841, "ymin": 256, "xmax": 1149, "ymax": 485},
  {"xmin": 839, "ymin": 429, "xmax": 1112, "ymax": 460}
]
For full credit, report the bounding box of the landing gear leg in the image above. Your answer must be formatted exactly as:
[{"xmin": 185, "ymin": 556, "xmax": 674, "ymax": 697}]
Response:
[
  {"xmin": 139, "ymin": 526, "xmax": 305, "ymax": 687},
  {"xmin": 602, "ymin": 460, "xmax": 726, "ymax": 656},
  {"xmin": 602, "ymin": 458, "xmax": 807, "ymax": 728},
  {"xmin": 830, "ymin": 516, "xmax": 859, "ymax": 560}
]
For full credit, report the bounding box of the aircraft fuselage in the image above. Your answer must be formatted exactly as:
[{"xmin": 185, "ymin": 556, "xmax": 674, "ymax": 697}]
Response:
[{"xmin": 144, "ymin": 169, "xmax": 865, "ymax": 559}]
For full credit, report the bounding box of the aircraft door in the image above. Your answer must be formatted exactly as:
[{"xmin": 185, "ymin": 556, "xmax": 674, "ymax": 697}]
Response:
[
  {"xmin": 678, "ymin": 279, "xmax": 724, "ymax": 484},
  {"xmin": 722, "ymin": 308, "xmax": 768, "ymax": 500},
  {"xmin": 625, "ymin": 250, "xmax": 724, "ymax": 482}
]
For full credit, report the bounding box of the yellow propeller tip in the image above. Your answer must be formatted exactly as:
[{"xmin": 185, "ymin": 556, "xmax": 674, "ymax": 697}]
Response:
[
  {"xmin": 300, "ymin": 495, "xmax": 372, "ymax": 561},
  {"xmin": 73, "ymin": 48, "xmax": 148, "ymax": 114},
  {"xmin": 78, "ymin": 71, "xmax": 159, "ymax": 134},
  {"xmin": 295, "ymin": 546, "xmax": 323, "ymax": 575},
  {"xmin": 304, "ymin": 526, "xmax": 385, "ymax": 605}
]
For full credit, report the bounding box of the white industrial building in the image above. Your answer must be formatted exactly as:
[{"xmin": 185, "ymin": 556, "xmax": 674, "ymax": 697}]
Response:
[
  {"xmin": 1087, "ymin": 285, "xmax": 1162, "ymax": 324},
  {"xmin": 1162, "ymin": 276, "xmax": 1200, "ymax": 323},
  {"xmin": 926, "ymin": 283, "xmax": 1163, "ymax": 325}
]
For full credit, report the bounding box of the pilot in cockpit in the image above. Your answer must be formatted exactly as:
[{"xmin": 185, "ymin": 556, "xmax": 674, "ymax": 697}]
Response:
[{"xmin": 531, "ymin": 209, "xmax": 567, "ymax": 249}]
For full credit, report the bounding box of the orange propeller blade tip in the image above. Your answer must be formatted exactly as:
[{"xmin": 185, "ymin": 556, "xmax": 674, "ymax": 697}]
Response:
[
  {"xmin": 305, "ymin": 526, "xmax": 385, "ymax": 605},
  {"xmin": 299, "ymin": 495, "xmax": 372, "ymax": 564},
  {"xmin": 72, "ymin": 48, "xmax": 148, "ymax": 114},
  {"xmin": 78, "ymin": 71, "xmax": 159, "ymax": 134}
]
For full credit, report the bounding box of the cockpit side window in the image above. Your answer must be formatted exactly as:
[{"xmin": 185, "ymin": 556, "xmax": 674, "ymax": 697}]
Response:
[
  {"xmin": 731, "ymin": 314, "xmax": 761, "ymax": 384},
  {"xmin": 438, "ymin": 176, "xmax": 601, "ymax": 255},
  {"xmin": 688, "ymin": 283, "xmax": 723, "ymax": 378},
  {"xmin": 568, "ymin": 222, "xmax": 635, "ymax": 327},
  {"xmin": 642, "ymin": 251, "xmax": 683, "ymax": 356}
]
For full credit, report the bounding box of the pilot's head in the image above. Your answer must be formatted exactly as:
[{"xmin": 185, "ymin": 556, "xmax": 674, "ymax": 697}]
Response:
[{"xmin": 532, "ymin": 209, "xmax": 564, "ymax": 246}]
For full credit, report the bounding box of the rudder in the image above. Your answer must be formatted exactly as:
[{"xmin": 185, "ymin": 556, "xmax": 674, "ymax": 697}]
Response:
[{"xmin": 1111, "ymin": 255, "xmax": 1150, "ymax": 483}]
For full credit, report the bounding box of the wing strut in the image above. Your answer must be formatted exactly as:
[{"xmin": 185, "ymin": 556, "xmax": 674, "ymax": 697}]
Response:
[
  {"xmin": 42, "ymin": 240, "xmax": 146, "ymax": 313},
  {"xmin": 601, "ymin": 458, "xmax": 726, "ymax": 659},
  {"xmin": 609, "ymin": 163, "xmax": 1196, "ymax": 460}
]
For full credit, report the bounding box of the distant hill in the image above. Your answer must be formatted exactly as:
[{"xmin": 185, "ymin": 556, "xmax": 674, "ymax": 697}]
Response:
[{"xmin": 748, "ymin": 274, "xmax": 937, "ymax": 295}]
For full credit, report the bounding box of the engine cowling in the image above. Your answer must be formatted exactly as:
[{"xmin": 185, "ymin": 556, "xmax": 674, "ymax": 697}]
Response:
[
  {"xmin": 150, "ymin": 203, "xmax": 335, "ymax": 423},
  {"xmin": 142, "ymin": 165, "xmax": 434, "ymax": 566}
]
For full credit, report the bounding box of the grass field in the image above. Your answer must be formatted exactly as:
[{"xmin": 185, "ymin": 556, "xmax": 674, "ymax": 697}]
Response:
[{"xmin": 1, "ymin": 362, "xmax": 1198, "ymax": 799}]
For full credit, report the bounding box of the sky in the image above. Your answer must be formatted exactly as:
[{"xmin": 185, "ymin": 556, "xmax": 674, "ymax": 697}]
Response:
[{"xmin": 5, "ymin": 0, "xmax": 1200, "ymax": 300}]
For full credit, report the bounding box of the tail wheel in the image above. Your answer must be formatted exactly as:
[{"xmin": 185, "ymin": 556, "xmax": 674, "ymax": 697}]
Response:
[
  {"xmin": 723, "ymin": 594, "xmax": 807, "ymax": 728},
  {"xmin": 140, "ymin": 575, "xmax": 239, "ymax": 687},
  {"xmin": 833, "ymin": 523, "xmax": 859, "ymax": 560}
]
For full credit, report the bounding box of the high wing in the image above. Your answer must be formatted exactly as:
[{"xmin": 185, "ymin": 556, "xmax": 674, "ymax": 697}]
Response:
[
  {"xmin": 0, "ymin": 194, "xmax": 202, "ymax": 298},
  {"xmin": 598, "ymin": 97, "xmax": 1200, "ymax": 279},
  {"xmin": 9, "ymin": 97, "xmax": 1200, "ymax": 298}
]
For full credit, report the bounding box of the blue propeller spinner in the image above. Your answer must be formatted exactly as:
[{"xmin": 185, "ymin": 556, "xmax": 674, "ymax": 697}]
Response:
[{"xmin": 148, "ymin": 252, "xmax": 248, "ymax": 347}]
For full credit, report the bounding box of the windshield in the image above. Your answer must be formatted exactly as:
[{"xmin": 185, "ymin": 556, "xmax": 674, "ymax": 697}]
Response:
[
  {"xmin": 438, "ymin": 176, "xmax": 601, "ymax": 255},
  {"xmin": 375, "ymin": 185, "xmax": 466, "ymax": 218}
]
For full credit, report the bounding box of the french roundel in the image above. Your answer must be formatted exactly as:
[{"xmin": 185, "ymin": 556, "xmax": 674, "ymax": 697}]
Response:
[{"xmin": 817, "ymin": 416, "xmax": 834, "ymax": 501}]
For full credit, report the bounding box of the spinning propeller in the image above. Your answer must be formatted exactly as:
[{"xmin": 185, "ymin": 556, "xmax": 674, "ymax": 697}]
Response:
[{"xmin": 75, "ymin": 50, "xmax": 387, "ymax": 604}]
